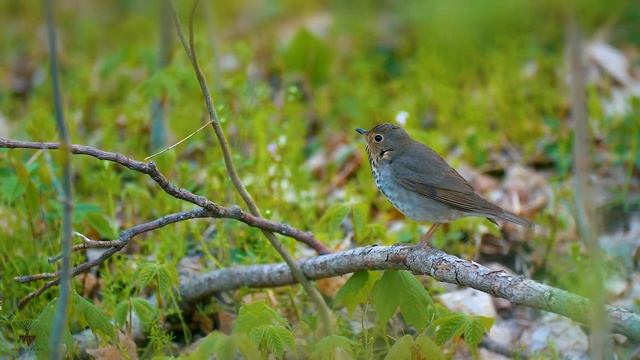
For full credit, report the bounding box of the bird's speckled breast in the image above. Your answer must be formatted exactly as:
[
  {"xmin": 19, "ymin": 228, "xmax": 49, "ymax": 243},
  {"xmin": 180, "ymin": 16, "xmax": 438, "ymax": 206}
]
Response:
[{"xmin": 372, "ymin": 161, "xmax": 462, "ymax": 223}]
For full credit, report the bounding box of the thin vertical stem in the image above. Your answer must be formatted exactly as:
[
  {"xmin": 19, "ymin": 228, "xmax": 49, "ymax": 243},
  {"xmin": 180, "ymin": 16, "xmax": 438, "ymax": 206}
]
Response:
[
  {"xmin": 44, "ymin": 0, "xmax": 73, "ymax": 358},
  {"xmin": 150, "ymin": 0, "xmax": 173, "ymax": 151},
  {"xmin": 566, "ymin": 15, "xmax": 608, "ymax": 359},
  {"xmin": 169, "ymin": 0, "xmax": 332, "ymax": 333}
]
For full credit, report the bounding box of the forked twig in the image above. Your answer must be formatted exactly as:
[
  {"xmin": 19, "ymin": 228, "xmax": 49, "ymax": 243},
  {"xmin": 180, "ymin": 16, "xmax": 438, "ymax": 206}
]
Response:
[
  {"xmin": 1, "ymin": 138, "xmax": 331, "ymax": 313},
  {"xmin": 13, "ymin": 209, "xmax": 208, "ymax": 311},
  {"xmin": 0, "ymin": 138, "xmax": 331, "ymax": 255}
]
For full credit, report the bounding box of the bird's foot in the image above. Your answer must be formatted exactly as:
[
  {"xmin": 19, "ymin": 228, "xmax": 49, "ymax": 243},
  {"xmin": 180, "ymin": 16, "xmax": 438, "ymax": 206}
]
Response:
[{"xmin": 408, "ymin": 239, "xmax": 431, "ymax": 250}]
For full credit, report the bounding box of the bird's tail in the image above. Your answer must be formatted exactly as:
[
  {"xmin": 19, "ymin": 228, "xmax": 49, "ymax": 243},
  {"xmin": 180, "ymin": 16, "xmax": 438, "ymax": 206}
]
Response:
[{"xmin": 495, "ymin": 210, "xmax": 534, "ymax": 228}]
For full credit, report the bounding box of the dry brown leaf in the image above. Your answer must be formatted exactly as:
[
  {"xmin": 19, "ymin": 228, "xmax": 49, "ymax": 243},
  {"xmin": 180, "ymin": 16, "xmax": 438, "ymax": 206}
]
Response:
[
  {"xmin": 78, "ymin": 272, "xmax": 100, "ymax": 298},
  {"xmin": 216, "ymin": 310, "xmax": 236, "ymax": 335},
  {"xmin": 500, "ymin": 165, "xmax": 549, "ymax": 217},
  {"xmin": 191, "ymin": 311, "xmax": 214, "ymax": 334},
  {"xmin": 241, "ymin": 289, "xmax": 279, "ymax": 308},
  {"xmin": 86, "ymin": 331, "xmax": 137, "ymax": 360},
  {"xmin": 316, "ymin": 275, "xmax": 349, "ymax": 298},
  {"xmin": 9, "ymin": 54, "xmax": 36, "ymax": 98}
]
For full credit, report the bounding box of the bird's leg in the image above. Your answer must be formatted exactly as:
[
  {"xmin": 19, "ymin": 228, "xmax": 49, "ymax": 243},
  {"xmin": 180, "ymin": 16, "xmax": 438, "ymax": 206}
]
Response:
[{"xmin": 416, "ymin": 223, "xmax": 441, "ymax": 248}]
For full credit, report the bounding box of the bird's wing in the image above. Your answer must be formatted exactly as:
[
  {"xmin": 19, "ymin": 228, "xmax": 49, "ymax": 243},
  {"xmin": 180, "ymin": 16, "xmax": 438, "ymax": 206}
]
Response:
[{"xmin": 390, "ymin": 143, "xmax": 502, "ymax": 214}]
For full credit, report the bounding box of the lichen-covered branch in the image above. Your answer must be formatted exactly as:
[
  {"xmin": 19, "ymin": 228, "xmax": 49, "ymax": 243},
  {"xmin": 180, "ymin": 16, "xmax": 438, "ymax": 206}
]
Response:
[{"xmin": 180, "ymin": 245, "xmax": 640, "ymax": 341}]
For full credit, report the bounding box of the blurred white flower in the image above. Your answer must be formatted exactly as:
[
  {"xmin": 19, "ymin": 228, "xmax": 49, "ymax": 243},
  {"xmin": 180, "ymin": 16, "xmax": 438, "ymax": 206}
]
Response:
[
  {"xmin": 267, "ymin": 143, "xmax": 281, "ymax": 161},
  {"xmin": 395, "ymin": 111, "xmax": 409, "ymax": 125},
  {"xmin": 219, "ymin": 53, "xmax": 239, "ymax": 72}
]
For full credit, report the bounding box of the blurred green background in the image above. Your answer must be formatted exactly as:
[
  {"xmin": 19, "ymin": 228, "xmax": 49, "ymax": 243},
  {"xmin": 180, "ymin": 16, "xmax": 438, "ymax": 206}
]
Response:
[{"xmin": 1, "ymin": 0, "xmax": 639, "ymax": 357}]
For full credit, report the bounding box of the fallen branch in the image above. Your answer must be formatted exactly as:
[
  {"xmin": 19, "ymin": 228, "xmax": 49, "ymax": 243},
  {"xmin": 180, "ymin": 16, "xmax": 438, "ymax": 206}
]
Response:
[{"xmin": 180, "ymin": 245, "xmax": 640, "ymax": 341}]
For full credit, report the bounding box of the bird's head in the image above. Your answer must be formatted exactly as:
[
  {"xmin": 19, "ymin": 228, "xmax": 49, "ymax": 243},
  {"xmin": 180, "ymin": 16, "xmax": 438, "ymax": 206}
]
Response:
[{"xmin": 355, "ymin": 123, "xmax": 411, "ymax": 162}]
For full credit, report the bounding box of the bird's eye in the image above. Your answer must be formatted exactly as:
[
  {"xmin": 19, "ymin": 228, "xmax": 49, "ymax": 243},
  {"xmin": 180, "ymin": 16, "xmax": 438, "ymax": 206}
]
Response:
[{"xmin": 374, "ymin": 134, "xmax": 383, "ymax": 142}]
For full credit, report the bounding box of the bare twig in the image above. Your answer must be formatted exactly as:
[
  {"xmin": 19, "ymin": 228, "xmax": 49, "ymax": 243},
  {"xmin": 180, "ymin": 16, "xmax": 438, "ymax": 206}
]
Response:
[
  {"xmin": 179, "ymin": 245, "xmax": 640, "ymax": 341},
  {"xmin": 13, "ymin": 209, "xmax": 212, "ymax": 311},
  {"xmin": 0, "ymin": 138, "xmax": 330, "ymax": 255},
  {"xmin": 14, "ymin": 273, "xmax": 58, "ymax": 283},
  {"xmin": 43, "ymin": 0, "xmax": 73, "ymax": 358},
  {"xmin": 169, "ymin": 0, "xmax": 333, "ymax": 333},
  {"xmin": 16, "ymin": 246, "xmax": 122, "ymax": 312},
  {"xmin": 145, "ymin": 120, "xmax": 211, "ymax": 161}
]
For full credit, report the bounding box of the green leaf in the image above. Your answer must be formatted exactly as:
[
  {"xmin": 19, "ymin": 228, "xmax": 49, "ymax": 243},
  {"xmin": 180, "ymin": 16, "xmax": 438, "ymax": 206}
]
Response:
[
  {"xmin": 123, "ymin": 183, "xmax": 151, "ymax": 202},
  {"xmin": 135, "ymin": 263, "xmax": 156, "ymax": 290},
  {"xmin": 334, "ymin": 271, "xmax": 381, "ymax": 314},
  {"xmin": 87, "ymin": 212, "xmax": 118, "ymax": 239},
  {"xmin": 317, "ymin": 203, "xmax": 350, "ymax": 235},
  {"xmin": 371, "ymin": 272, "xmax": 399, "ymax": 325},
  {"xmin": 249, "ymin": 325, "xmax": 295, "ymax": 359},
  {"xmin": 361, "ymin": 223, "xmax": 387, "ymax": 244},
  {"xmin": 463, "ymin": 319, "xmax": 484, "ymax": 349},
  {"xmin": 73, "ymin": 292, "xmax": 115, "ymax": 340},
  {"xmin": 433, "ymin": 313, "xmax": 467, "ymax": 345},
  {"xmin": 73, "ymin": 203, "xmax": 102, "ymax": 223},
  {"xmin": 33, "ymin": 299, "xmax": 56, "ymax": 358},
  {"xmin": 32, "ymin": 298, "xmax": 73, "ymax": 359},
  {"xmin": 231, "ymin": 333, "xmax": 262, "ymax": 360},
  {"xmin": 157, "ymin": 265, "xmax": 178, "ymax": 296},
  {"xmin": 372, "ymin": 271, "xmax": 433, "ymax": 330},
  {"xmin": 141, "ymin": 68, "xmax": 179, "ymax": 100},
  {"xmin": 182, "ymin": 331, "xmax": 229, "ymax": 360},
  {"xmin": 282, "ymin": 28, "xmax": 331, "ymax": 85},
  {"xmin": 384, "ymin": 335, "xmax": 413, "ymax": 360},
  {"xmin": 312, "ymin": 335, "xmax": 356, "ymax": 360},
  {"xmin": 397, "ymin": 274, "xmax": 433, "ymax": 330},
  {"xmin": 134, "ymin": 262, "xmax": 178, "ymax": 297},
  {"xmin": 234, "ymin": 301, "xmax": 287, "ymax": 334},
  {"xmin": 463, "ymin": 316, "xmax": 494, "ymax": 349},
  {"xmin": 114, "ymin": 301, "xmax": 128, "ymax": 327},
  {"xmin": 13, "ymin": 160, "xmax": 39, "ymax": 215},
  {"xmin": 1, "ymin": 174, "xmax": 24, "ymax": 204},
  {"xmin": 351, "ymin": 203, "xmax": 368, "ymax": 243},
  {"xmin": 476, "ymin": 315, "xmax": 496, "ymax": 330},
  {"xmin": 215, "ymin": 333, "xmax": 237, "ymax": 360},
  {"xmin": 414, "ymin": 334, "xmax": 445, "ymax": 360},
  {"xmin": 132, "ymin": 297, "xmax": 158, "ymax": 325}
]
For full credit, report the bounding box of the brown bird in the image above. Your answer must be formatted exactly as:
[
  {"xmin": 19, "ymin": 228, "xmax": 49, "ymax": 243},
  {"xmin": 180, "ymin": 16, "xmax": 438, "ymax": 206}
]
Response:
[{"xmin": 356, "ymin": 123, "xmax": 532, "ymax": 247}]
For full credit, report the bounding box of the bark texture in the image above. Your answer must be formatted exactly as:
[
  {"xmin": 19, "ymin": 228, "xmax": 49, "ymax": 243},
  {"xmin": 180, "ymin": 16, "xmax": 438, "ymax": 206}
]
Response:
[{"xmin": 181, "ymin": 245, "xmax": 640, "ymax": 341}]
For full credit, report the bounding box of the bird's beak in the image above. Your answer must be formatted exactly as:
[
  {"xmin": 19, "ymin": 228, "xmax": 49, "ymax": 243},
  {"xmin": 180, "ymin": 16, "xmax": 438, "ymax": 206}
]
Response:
[{"xmin": 355, "ymin": 128, "xmax": 367, "ymax": 135}]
